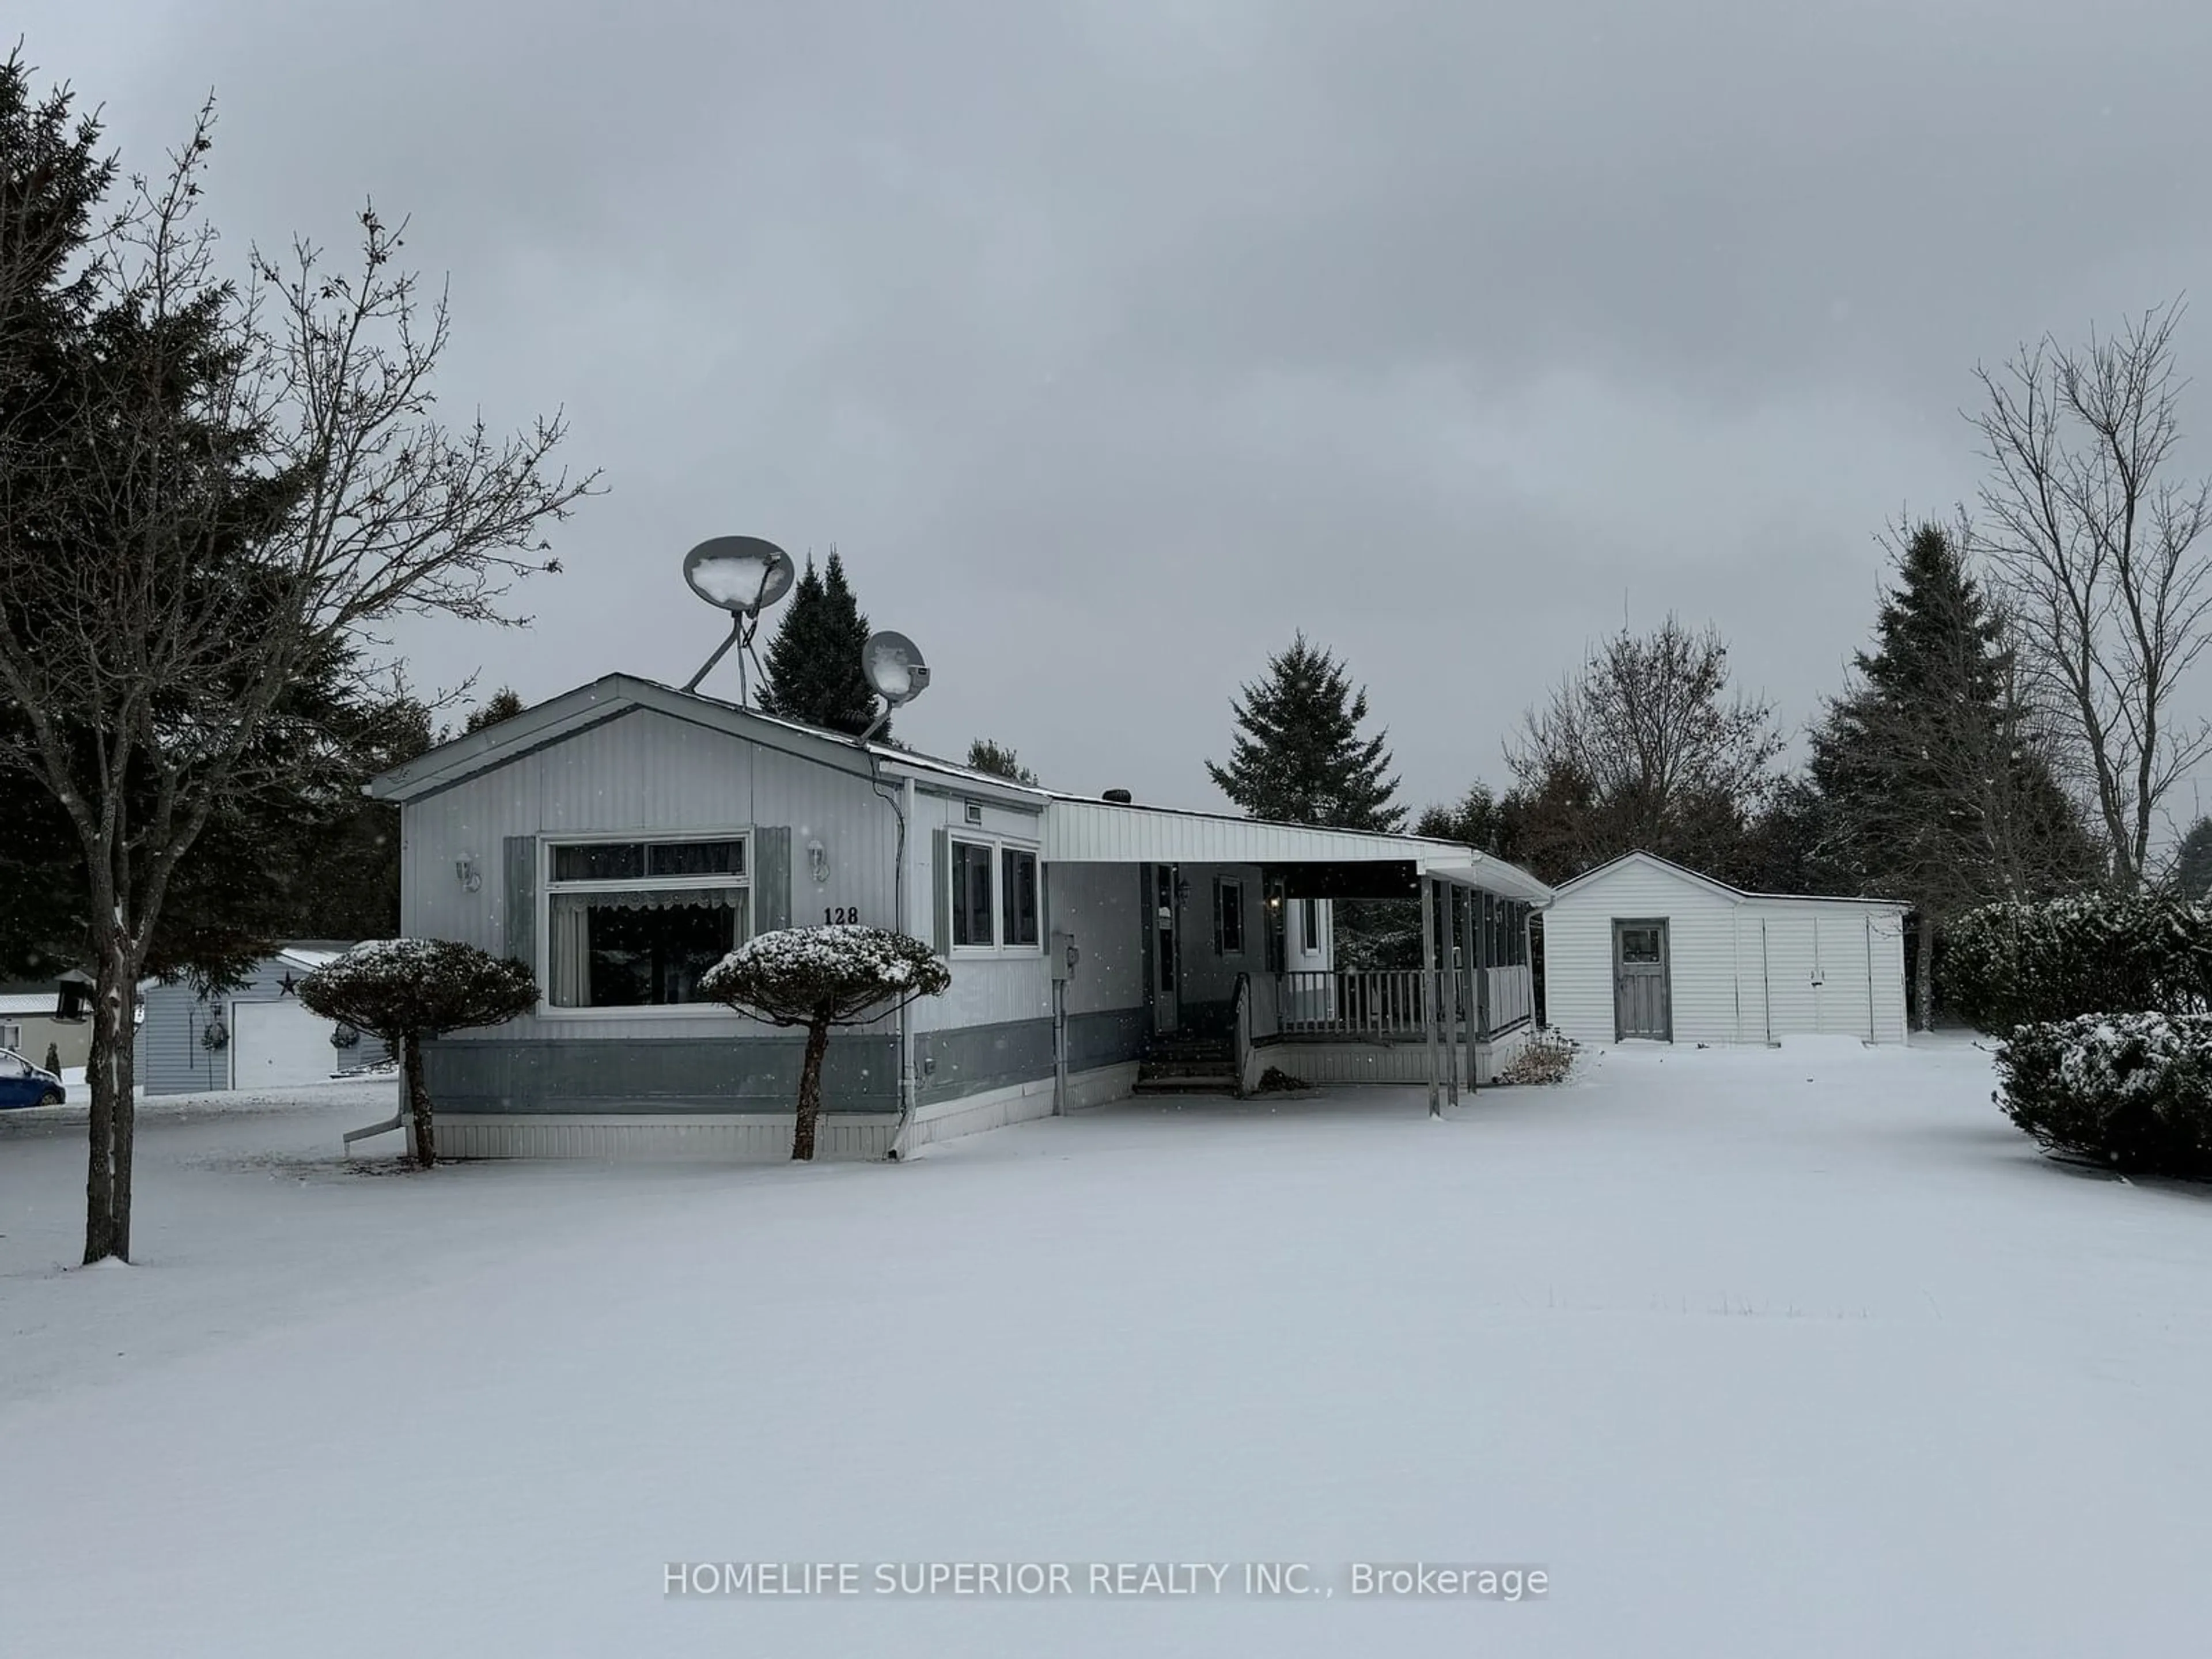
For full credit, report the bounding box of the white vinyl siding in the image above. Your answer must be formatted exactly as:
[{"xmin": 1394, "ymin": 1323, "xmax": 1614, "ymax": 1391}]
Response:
[
  {"xmin": 1544, "ymin": 861, "xmax": 1742, "ymax": 1045},
  {"xmin": 398, "ymin": 706, "xmax": 902, "ymax": 1043},
  {"xmin": 1542, "ymin": 854, "xmax": 1907, "ymax": 1047}
]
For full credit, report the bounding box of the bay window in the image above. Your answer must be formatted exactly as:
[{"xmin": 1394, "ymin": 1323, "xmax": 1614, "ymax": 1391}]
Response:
[{"xmin": 545, "ymin": 836, "xmax": 751, "ymax": 1008}]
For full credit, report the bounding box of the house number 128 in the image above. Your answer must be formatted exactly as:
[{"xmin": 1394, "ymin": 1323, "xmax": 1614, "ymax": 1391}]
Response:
[{"xmin": 823, "ymin": 906, "xmax": 859, "ymax": 925}]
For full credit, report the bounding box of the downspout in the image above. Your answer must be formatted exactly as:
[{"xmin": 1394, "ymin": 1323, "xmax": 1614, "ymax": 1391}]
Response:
[
  {"xmin": 863, "ymin": 751, "xmax": 917, "ymax": 1158},
  {"xmin": 1865, "ymin": 912, "xmax": 1877, "ymax": 1043},
  {"xmin": 1760, "ymin": 918, "xmax": 1775, "ymax": 1047}
]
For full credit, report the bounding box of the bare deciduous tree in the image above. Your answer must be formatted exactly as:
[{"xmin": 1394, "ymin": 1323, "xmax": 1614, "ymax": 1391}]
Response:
[
  {"xmin": 1507, "ymin": 615, "xmax": 1783, "ymax": 882},
  {"xmin": 0, "ymin": 83, "xmax": 597, "ymax": 1262},
  {"xmin": 1972, "ymin": 300, "xmax": 2212, "ymax": 890}
]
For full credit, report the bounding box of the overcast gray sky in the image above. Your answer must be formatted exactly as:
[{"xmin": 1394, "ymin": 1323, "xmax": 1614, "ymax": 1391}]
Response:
[{"xmin": 21, "ymin": 0, "xmax": 2212, "ymax": 816}]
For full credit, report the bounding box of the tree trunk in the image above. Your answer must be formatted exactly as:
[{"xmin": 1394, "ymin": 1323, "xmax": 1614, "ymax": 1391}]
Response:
[
  {"xmin": 792, "ymin": 1017, "xmax": 831, "ymax": 1162},
  {"xmin": 403, "ymin": 1032, "xmax": 435, "ymax": 1168},
  {"xmin": 1914, "ymin": 916, "xmax": 1936, "ymax": 1035},
  {"xmin": 82, "ymin": 929, "xmax": 142, "ymax": 1264}
]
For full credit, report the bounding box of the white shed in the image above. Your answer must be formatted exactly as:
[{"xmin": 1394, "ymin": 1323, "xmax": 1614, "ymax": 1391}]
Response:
[{"xmin": 1541, "ymin": 851, "xmax": 1908, "ymax": 1046}]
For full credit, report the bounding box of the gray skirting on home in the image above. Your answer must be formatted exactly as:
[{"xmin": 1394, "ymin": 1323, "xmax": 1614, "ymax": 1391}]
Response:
[
  {"xmin": 916, "ymin": 1018, "xmax": 1054, "ymax": 1104},
  {"xmin": 420, "ymin": 1006, "xmax": 1152, "ymax": 1117},
  {"xmin": 419, "ymin": 1034, "xmax": 897, "ymax": 1115},
  {"xmin": 1067, "ymin": 1005, "xmax": 1148, "ymax": 1073}
]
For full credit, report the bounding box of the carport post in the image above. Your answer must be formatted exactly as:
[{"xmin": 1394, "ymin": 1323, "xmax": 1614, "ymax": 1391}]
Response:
[
  {"xmin": 1443, "ymin": 885, "xmax": 1460, "ymax": 1106},
  {"xmin": 1421, "ymin": 877, "xmax": 1442, "ymax": 1118},
  {"xmin": 1461, "ymin": 887, "xmax": 1480, "ymax": 1092}
]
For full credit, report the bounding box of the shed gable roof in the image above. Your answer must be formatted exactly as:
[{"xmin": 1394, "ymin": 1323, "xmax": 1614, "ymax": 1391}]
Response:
[{"xmin": 1548, "ymin": 849, "xmax": 1902, "ymax": 910}]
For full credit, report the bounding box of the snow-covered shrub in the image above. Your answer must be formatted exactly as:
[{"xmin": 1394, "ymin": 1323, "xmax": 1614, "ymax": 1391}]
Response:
[
  {"xmin": 1497, "ymin": 1028, "xmax": 1577, "ymax": 1086},
  {"xmin": 300, "ymin": 940, "xmax": 537, "ymax": 1167},
  {"xmin": 700, "ymin": 926, "xmax": 950, "ymax": 1161},
  {"xmin": 1994, "ymin": 1013, "xmax": 2212, "ymax": 1176},
  {"xmin": 1944, "ymin": 894, "xmax": 2212, "ymax": 1034}
]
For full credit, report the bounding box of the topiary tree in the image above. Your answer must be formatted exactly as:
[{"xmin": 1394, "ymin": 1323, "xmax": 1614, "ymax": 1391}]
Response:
[
  {"xmin": 300, "ymin": 940, "xmax": 537, "ymax": 1167},
  {"xmin": 700, "ymin": 925, "xmax": 950, "ymax": 1160}
]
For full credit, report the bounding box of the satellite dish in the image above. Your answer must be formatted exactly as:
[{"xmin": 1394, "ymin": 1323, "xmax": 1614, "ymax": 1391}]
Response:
[
  {"xmin": 683, "ymin": 536, "xmax": 796, "ymax": 615},
  {"xmin": 863, "ymin": 631, "xmax": 931, "ymax": 707},
  {"xmin": 679, "ymin": 535, "xmax": 797, "ymax": 702}
]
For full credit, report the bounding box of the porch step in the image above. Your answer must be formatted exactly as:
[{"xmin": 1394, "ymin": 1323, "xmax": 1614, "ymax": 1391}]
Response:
[
  {"xmin": 1137, "ymin": 1035, "xmax": 1237, "ymax": 1094},
  {"xmin": 1134, "ymin": 1073, "xmax": 1239, "ymax": 1095}
]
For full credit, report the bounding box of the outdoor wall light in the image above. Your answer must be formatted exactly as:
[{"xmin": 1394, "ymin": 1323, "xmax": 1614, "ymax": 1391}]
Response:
[
  {"xmin": 455, "ymin": 852, "xmax": 482, "ymax": 892},
  {"xmin": 807, "ymin": 839, "xmax": 830, "ymax": 885}
]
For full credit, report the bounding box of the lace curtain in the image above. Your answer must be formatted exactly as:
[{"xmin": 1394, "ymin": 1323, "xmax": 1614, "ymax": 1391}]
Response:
[{"xmin": 546, "ymin": 887, "xmax": 745, "ymax": 1007}]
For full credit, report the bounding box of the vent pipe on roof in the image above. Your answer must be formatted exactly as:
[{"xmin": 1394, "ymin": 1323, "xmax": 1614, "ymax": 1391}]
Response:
[{"xmin": 1103, "ymin": 789, "xmax": 1132, "ymax": 804}]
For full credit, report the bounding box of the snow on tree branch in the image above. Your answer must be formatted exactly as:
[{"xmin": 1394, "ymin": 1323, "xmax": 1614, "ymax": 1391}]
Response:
[{"xmin": 700, "ymin": 925, "xmax": 950, "ymax": 1028}]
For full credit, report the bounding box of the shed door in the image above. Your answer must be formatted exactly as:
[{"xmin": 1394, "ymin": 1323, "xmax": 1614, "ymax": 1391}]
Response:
[{"xmin": 1613, "ymin": 919, "xmax": 1672, "ymax": 1041}]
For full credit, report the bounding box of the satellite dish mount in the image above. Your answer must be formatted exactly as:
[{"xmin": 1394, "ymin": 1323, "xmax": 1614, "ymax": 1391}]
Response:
[{"xmin": 680, "ymin": 536, "xmax": 798, "ymax": 704}]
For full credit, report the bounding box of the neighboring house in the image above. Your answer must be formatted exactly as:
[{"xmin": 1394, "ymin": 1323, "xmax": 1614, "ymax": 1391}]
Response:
[
  {"xmin": 365, "ymin": 674, "xmax": 1553, "ymax": 1161},
  {"xmin": 0, "ymin": 971, "xmax": 95, "ymax": 1070},
  {"xmin": 137, "ymin": 944, "xmax": 393, "ymax": 1096},
  {"xmin": 1541, "ymin": 850, "xmax": 1908, "ymax": 1047}
]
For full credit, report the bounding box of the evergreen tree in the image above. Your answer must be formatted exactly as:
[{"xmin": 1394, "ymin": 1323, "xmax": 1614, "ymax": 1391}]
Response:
[
  {"xmin": 1810, "ymin": 521, "xmax": 2094, "ymax": 1027},
  {"xmin": 1414, "ymin": 781, "xmax": 1522, "ymax": 861},
  {"xmin": 462, "ymin": 686, "xmax": 526, "ymax": 734},
  {"xmin": 1206, "ymin": 633, "xmax": 1403, "ymax": 831},
  {"xmin": 2175, "ymin": 817, "xmax": 2212, "ymax": 899},
  {"xmin": 966, "ymin": 738, "xmax": 1037, "ymax": 785},
  {"xmin": 757, "ymin": 549, "xmax": 880, "ymax": 737}
]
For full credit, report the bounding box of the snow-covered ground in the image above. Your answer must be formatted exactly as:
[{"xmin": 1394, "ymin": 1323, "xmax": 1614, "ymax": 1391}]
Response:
[{"xmin": 5, "ymin": 1036, "xmax": 2211, "ymax": 1657}]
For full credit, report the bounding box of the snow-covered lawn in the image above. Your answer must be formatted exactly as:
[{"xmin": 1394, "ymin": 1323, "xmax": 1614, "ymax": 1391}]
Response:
[{"xmin": 5, "ymin": 1037, "xmax": 2211, "ymax": 1657}]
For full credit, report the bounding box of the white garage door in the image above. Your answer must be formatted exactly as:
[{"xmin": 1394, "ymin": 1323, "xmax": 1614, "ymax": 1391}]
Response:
[{"xmin": 230, "ymin": 998, "xmax": 340, "ymax": 1090}]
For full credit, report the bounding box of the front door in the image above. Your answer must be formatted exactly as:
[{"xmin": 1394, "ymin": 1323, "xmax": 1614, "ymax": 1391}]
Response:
[
  {"xmin": 1613, "ymin": 918, "xmax": 1671, "ymax": 1041},
  {"xmin": 1150, "ymin": 863, "xmax": 1180, "ymax": 1035}
]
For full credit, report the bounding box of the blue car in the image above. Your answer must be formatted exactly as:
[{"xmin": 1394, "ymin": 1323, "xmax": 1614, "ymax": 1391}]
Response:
[{"xmin": 0, "ymin": 1049, "xmax": 66, "ymax": 1108}]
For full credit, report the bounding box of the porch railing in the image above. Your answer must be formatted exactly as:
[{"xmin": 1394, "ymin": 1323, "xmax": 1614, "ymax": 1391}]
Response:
[
  {"xmin": 1278, "ymin": 968, "xmax": 1456, "ymax": 1039},
  {"xmin": 1484, "ymin": 964, "xmax": 1533, "ymax": 1033},
  {"xmin": 1275, "ymin": 966, "xmax": 1532, "ymax": 1041}
]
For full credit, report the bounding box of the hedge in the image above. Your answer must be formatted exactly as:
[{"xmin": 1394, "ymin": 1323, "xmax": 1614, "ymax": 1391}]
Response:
[
  {"xmin": 1994, "ymin": 1013, "xmax": 2212, "ymax": 1177},
  {"xmin": 1943, "ymin": 894, "xmax": 2212, "ymax": 1034}
]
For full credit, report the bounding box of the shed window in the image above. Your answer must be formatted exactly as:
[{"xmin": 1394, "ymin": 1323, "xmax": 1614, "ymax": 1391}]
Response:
[
  {"xmin": 1620, "ymin": 925, "xmax": 1662, "ymax": 963},
  {"xmin": 544, "ymin": 836, "xmax": 751, "ymax": 1008}
]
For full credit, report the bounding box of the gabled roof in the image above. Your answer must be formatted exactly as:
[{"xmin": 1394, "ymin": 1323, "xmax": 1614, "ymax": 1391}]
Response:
[
  {"xmin": 363, "ymin": 673, "xmax": 1554, "ymax": 900},
  {"xmin": 1547, "ymin": 849, "xmax": 1903, "ymax": 909},
  {"xmin": 366, "ymin": 674, "xmax": 1052, "ymax": 808}
]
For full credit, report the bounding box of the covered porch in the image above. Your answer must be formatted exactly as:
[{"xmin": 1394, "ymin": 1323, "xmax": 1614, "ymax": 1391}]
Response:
[
  {"xmin": 1237, "ymin": 861, "xmax": 1543, "ymax": 1103},
  {"xmin": 1039, "ymin": 796, "xmax": 1550, "ymax": 1104}
]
